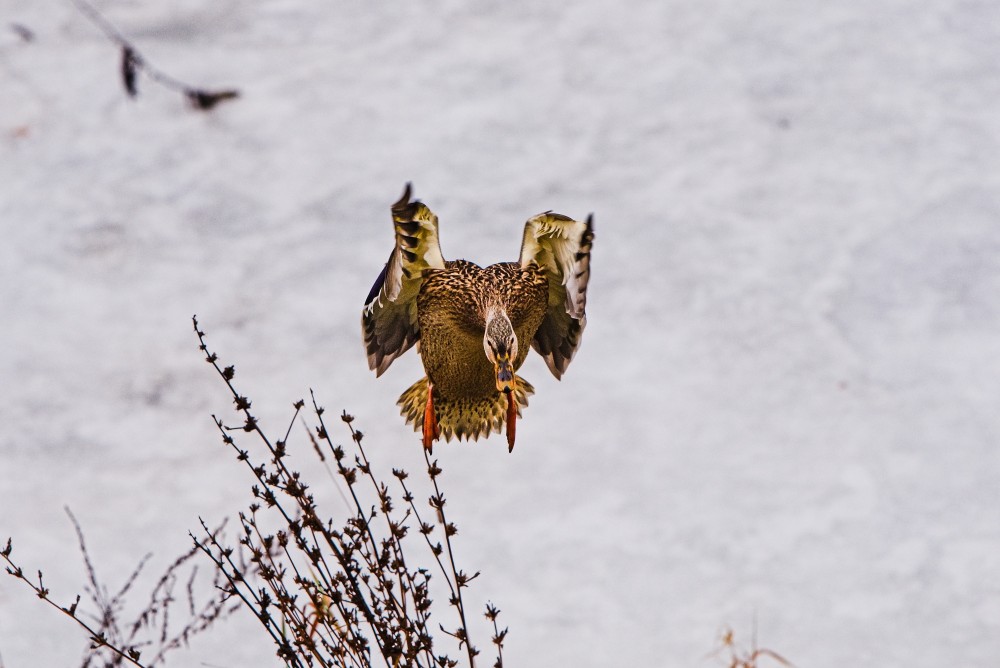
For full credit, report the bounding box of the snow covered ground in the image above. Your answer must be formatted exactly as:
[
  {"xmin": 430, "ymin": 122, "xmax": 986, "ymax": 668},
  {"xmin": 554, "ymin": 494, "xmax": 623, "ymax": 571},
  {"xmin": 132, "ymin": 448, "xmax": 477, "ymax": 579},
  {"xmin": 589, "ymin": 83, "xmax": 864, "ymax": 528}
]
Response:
[{"xmin": 2, "ymin": 0, "xmax": 999, "ymax": 665}]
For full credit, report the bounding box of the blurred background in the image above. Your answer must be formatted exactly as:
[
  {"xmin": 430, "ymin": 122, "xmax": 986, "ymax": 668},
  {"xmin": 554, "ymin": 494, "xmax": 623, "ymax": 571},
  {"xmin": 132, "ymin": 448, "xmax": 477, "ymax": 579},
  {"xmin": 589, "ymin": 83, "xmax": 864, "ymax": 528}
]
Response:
[{"xmin": 1, "ymin": 0, "xmax": 999, "ymax": 665}]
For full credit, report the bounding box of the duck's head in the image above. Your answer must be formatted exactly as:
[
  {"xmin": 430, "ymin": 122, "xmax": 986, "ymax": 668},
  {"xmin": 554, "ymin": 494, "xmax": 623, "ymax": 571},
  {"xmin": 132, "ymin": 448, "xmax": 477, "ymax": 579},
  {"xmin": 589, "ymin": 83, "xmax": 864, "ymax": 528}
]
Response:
[{"xmin": 484, "ymin": 309, "xmax": 518, "ymax": 394}]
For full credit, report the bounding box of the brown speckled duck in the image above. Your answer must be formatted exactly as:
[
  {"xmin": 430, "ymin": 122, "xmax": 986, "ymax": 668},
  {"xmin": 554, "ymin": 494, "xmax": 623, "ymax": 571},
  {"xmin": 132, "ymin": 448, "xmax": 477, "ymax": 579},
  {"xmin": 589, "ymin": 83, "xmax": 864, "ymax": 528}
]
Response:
[{"xmin": 362, "ymin": 184, "xmax": 593, "ymax": 451}]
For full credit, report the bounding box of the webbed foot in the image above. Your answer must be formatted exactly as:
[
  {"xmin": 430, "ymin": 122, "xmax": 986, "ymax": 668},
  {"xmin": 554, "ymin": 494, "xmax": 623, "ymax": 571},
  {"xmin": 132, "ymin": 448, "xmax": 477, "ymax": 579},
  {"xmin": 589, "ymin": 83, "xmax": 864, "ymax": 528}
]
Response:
[
  {"xmin": 423, "ymin": 382, "xmax": 440, "ymax": 451},
  {"xmin": 505, "ymin": 390, "xmax": 516, "ymax": 452}
]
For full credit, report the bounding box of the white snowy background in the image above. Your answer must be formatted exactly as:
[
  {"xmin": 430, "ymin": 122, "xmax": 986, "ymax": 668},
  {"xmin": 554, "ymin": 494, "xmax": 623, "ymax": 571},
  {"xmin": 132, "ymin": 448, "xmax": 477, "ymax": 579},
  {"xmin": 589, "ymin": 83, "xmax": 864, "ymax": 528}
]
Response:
[{"xmin": 2, "ymin": 0, "xmax": 999, "ymax": 666}]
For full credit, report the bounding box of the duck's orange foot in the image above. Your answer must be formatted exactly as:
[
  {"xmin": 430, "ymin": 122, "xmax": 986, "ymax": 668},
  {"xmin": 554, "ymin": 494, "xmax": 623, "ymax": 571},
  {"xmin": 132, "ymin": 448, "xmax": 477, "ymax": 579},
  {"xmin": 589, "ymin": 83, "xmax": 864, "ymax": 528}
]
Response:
[
  {"xmin": 505, "ymin": 390, "xmax": 516, "ymax": 452},
  {"xmin": 423, "ymin": 383, "xmax": 440, "ymax": 451}
]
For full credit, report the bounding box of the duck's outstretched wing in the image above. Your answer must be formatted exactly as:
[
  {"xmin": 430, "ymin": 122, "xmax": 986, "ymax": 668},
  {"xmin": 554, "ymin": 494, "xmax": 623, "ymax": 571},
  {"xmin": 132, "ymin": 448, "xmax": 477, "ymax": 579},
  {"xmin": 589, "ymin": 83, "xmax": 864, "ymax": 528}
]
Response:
[
  {"xmin": 362, "ymin": 184, "xmax": 446, "ymax": 376},
  {"xmin": 518, "ymin": 212, "xmax": 594, "ymax": 379}
]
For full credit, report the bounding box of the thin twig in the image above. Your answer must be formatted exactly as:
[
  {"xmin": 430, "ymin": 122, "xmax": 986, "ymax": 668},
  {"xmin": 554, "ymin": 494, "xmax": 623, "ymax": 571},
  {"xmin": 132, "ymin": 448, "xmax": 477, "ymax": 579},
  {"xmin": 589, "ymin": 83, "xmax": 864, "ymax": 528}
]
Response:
[
  {"xmin": 1, "ymin": 540, "xmax": 148, "ymax": 668},
  {"xmin": 423, "ymin": 448, "xmax": 478, "ymax": 666}
]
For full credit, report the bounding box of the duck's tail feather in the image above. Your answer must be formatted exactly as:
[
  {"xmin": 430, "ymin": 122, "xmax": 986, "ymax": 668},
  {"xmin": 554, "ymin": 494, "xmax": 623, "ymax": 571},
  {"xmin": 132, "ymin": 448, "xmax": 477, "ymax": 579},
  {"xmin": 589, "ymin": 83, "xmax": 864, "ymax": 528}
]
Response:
[{"xmin": 398, "ymin": 377, "xmax": 534, "ymax": 442}]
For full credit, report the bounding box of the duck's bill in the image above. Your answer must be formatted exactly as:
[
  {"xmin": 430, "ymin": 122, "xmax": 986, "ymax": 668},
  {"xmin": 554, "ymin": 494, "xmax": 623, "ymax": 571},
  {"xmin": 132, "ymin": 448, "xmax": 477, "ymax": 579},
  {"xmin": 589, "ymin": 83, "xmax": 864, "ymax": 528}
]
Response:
[{"xmin": 494, "ymin": 355, "xmax": 516, "ymax": 393}]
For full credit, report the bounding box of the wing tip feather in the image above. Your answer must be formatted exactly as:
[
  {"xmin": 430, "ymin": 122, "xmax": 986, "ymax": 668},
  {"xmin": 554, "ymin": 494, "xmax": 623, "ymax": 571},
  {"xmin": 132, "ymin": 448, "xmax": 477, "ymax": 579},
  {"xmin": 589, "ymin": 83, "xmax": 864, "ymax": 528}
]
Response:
[{"xmin": 392, "ymin": 182, "xmax": 413, "ymax": 211}]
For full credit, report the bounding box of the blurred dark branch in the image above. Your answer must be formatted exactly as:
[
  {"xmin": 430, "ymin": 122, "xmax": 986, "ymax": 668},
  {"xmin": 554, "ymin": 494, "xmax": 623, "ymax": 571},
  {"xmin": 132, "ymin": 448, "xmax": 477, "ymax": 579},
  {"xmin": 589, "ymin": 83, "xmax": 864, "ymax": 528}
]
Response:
[
  {"xmin": 68, "ymin": 0, "xmax": 239, "ymax": 109},
  {"xmin": 9, "ymin": 22, "xmax": 34, "ymax": 42}
]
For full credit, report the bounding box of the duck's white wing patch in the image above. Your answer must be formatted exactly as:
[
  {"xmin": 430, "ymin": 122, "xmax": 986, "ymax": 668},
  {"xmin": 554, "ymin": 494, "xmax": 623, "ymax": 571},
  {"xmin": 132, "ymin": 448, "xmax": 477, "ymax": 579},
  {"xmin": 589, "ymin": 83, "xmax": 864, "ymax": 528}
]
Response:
[
  {"xmin": 362, "ymin": 184, "xmax": 446, "ymax": 376},
  {"xmin": 518, "ymin": 212, "xmax": 594, "ymax": 378}
]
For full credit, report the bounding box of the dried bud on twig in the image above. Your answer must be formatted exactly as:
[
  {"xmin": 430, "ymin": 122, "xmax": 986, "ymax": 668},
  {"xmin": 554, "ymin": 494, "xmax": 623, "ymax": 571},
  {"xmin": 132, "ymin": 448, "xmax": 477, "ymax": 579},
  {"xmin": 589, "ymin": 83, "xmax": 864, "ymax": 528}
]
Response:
[
  {"xmin": 121, "ymin": 45, "xmax": 139, "ymax": 97},
  {"xmin": 185, "ymin": 88, "xmax": 241, "ymax": 111}
]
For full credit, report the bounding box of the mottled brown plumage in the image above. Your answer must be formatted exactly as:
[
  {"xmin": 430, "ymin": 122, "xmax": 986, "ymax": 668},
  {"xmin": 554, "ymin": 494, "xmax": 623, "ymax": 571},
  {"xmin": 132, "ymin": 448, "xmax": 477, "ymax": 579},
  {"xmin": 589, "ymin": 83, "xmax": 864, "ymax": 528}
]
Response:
[{"xmin": 362, "ymin": 184, "xmax": 593, "ymax": 450}]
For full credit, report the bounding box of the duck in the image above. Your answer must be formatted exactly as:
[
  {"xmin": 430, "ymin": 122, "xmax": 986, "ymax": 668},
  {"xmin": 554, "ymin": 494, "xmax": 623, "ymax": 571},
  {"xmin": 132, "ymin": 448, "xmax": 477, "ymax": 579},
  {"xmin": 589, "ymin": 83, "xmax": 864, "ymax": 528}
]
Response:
[{"xmin": 362, "ymin": 184, "xmax": 593, "ymax": 451}]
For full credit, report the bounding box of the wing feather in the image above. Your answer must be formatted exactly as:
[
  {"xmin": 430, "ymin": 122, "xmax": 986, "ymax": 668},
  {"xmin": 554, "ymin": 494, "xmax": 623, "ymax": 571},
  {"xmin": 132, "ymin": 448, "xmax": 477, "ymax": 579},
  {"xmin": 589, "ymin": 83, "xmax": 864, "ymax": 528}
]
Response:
[
  {"xmin": 519, "ymin": 212, "xmax": 594, "ymax": 378},
  {"xmin": 362, "ymin": 184, "xmax": 446, "ymax": 376}
]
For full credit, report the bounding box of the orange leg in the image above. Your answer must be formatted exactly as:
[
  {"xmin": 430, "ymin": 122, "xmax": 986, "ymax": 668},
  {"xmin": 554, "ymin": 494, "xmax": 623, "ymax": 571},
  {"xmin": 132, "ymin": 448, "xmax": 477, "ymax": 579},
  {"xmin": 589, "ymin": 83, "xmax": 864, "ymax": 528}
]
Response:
[
  {"xmin": 505, "ymin": 390, "xmax": 516, "ymax": 452},
  {"xmin": 423, "ymin": 382, "xmax": 440, "ymax": 451}
]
